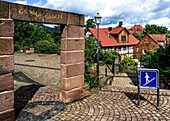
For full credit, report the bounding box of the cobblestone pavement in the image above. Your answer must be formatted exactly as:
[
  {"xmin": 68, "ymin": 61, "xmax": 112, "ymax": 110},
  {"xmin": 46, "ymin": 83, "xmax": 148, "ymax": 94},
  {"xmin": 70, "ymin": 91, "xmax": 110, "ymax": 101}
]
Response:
[
  {"xmin": 14, "ymin": 84, "xmax": 170, "ymax": 121},
  {"xmin": 49, "ymin": 86, "xmax": 170, "ymax": 121},
  {"xmin": 14, "ymin": 54, "xmax": 170, "ymax": 120}
]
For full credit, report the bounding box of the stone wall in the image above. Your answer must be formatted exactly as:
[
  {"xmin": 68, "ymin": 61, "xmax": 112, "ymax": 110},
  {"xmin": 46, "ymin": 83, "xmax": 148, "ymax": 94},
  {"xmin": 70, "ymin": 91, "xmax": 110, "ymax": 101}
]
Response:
[
  {"xmin": 0, "ymin": 19, "xmax": 15, "ymax": 121},
  {"xmin": 59, "ymin": 25, "xmax": 90, "ymax": 103}
]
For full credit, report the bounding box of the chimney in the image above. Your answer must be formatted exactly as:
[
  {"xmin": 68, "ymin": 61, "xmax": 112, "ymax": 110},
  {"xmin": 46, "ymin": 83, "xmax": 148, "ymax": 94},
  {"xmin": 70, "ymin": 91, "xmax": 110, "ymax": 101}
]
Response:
[{"xmin": 108, "ymin": 27, "xmax": 112, "ymax": 37}]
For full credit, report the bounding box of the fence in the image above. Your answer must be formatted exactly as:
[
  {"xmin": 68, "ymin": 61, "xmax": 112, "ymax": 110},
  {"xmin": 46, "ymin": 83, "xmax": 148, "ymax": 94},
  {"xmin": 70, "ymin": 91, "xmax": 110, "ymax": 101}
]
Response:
[{"xmin": 117, "ymin": 65, "xmax": 170, "ymax": 89}]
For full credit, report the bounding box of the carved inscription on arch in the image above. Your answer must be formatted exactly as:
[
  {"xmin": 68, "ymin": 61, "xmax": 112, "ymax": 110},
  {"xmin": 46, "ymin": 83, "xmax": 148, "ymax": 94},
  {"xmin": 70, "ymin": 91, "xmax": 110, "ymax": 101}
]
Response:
[
  {"xmin": 0, "ymin": 1, "xmax": 84, "ymax": 25},
  {"xmin": 11, "ymin": 3, "xmax": 67, "ymax": 24},
  {"xmin": 18, "ymin": 9, "xmax": 63, "ymax": 20}
]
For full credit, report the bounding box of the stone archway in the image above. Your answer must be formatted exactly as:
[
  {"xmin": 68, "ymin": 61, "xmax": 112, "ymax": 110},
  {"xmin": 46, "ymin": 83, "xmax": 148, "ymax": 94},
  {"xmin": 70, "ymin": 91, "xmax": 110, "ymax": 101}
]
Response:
[{"xmin": 0, "ymin": 1, "xmax": 89, "ymax": 120}]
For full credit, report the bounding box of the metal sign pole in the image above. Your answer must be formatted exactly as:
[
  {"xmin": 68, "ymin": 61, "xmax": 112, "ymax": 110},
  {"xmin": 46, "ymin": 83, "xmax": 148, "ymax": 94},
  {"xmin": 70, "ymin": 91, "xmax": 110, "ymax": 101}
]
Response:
[
  {"xmin": 157, "ymin": 71, "xmax": 160, "ymax": 109},
  {"xmin": 138, "ymin": 85, "xmax": 140, "ymax": 107}
]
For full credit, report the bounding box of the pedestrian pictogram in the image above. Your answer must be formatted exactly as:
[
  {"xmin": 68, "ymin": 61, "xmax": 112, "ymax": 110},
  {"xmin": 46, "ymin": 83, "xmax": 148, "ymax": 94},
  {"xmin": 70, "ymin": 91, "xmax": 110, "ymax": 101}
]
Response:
[
  {"xmin": 144, "ymin": 72, "xmax": 155, "ymax": 86},
  {"xmin": 140, "ymin": 71, "xmax": 157, "ymax": 89}
]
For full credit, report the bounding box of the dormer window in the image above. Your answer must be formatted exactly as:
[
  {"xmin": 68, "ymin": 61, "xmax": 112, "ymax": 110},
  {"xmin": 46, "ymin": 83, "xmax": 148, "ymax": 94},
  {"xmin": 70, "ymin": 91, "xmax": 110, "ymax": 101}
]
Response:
[{"xmin": 121, "ymin": 35, "xmax": 126, "ymax": 42}]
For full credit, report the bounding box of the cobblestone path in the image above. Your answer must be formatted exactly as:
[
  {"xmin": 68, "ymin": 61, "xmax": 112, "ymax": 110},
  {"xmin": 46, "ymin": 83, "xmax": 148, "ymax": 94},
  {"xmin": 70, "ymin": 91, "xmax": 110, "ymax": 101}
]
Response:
[
  {"xmin": 14, "ymin": 54, "xmax": 170, "ymax": 120},
  {"xmin": 111, "ymin": 73, "xmax": 137, "ymax": 88},
  {"xmin": 50, "ymin": 86, "xmax": 170, "ymax": 121}
]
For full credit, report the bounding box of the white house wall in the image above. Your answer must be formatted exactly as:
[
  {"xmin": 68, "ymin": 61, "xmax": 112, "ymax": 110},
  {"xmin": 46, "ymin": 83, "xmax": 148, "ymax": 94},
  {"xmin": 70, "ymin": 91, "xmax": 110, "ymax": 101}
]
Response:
[{"xmin": 102, "ymin": 46, "xmax": 134, "ymax": 57}]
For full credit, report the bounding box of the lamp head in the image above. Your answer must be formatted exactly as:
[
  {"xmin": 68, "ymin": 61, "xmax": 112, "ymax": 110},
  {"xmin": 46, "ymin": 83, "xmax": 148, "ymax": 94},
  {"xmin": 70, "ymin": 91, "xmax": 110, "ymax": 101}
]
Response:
[{"xmin": 94, "ymin": 13, "xmax": 102, "ymax": 25}]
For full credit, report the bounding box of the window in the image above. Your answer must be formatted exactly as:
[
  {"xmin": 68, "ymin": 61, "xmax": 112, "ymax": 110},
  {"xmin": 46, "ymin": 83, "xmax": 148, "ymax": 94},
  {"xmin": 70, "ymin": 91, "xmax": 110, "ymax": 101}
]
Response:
[
  {"xmin": 118, "ymin": 47, "xmax": 121, "ymax": 51},
  {"xmin": 142, "ymin": 49, "xmax": 147, "ymax": 54},
  {"xmin": 136, "ymin": 48, "xmax": 139, "ymax": 52},
  {"xmin": 123, "ymin": 46, "xmax": 126, "ymax": 51},
  {"xmin": 121, "ymin": 35, "xmax": 126, "ymax": 42}
]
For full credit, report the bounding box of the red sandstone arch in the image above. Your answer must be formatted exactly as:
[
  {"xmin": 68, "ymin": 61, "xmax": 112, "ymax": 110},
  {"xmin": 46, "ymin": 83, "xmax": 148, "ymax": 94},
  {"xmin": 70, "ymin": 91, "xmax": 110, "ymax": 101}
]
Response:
[{"xmin": 0, "ymin": 1, "xmax": 89, "ymax": 120}]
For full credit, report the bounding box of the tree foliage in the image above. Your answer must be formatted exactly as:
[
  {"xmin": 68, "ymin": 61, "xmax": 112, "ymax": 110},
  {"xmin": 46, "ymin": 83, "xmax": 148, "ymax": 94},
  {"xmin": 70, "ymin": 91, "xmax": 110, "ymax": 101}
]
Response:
[
  {"xmin": 117, "ymin": 21, "xmax": 123, "ymax": 27},
  {"xmin": 133, "ymin": 24, "xmax": 168, "ymax": 40},
  {"xmin": 34, "ymin": 40, "xmax": 59, "ymax": 54},
  {"xmin": 145, "ymin": 24, "xmax": 168, "ymax": 34},
  {"xmin": 14, "ymin": 21, "xmax": 61, "ymax": 54},
  {"xmin": 84, "ymin": 36, "xmax": 98, "ymax": 87},
  {"xmin": 85, "ymin": 19, "xmax": 96, "ymax": 32},
  {"xmin": 85, "ymin": 36, "xmax": 97, "ymax": 65},
  {"xmin": 101, "ymin": 51, "xmax": 119, "ymax": 64},
  {"xmin": 84, "ymin": 36, "xmax": 120, "ymax": 87},
  {"xmin": 86, "ymin": 19, "xmax": 96, "ymax": 28},
  {"xmin": 140, "ymin": 45, "xmax": 170, "ymax": 75},
  {"xmin": 14, "ymin": 21, "xmax": 34, "ymax": 47},
  {"xmin": 133, "ymin": 33, "xmax": 145, "ymax": 40}
]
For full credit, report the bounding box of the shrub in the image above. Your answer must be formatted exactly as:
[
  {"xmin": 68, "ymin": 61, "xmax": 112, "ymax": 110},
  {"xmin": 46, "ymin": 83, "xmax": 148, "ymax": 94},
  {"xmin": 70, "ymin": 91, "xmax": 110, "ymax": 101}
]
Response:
[
  {"xmin": 34, "ymin": 40, "xmax": 60, "ymax": 54},
  {"xmin": 84, "ymin": 67, "xmax": 98, "ymax": 87},
  {"xmin": 84, "ymin": 37, "xmax": 98, "ymax": 88},
  {"xmin": 14, "ymin": 44, "xmax": 20, "ymax": 52},
  {"xmin": 120, "ymin": 56, "xmax": 137, "ymax": 66}
]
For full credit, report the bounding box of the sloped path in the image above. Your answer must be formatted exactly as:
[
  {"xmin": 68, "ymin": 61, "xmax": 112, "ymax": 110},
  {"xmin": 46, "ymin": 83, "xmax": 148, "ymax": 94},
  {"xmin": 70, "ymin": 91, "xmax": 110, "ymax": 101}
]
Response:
[{"xmin": 112, "ymin": 73, "xmax": 137, "ymax": 88}]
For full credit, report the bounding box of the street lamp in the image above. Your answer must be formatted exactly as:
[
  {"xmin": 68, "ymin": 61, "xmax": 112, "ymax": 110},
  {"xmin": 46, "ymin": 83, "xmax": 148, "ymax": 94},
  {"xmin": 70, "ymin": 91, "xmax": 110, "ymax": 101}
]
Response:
[
  {"xmin": 94, "ymin": 13, "xmax": 102, "ymax": 85},
  {"xmin": 166, "ymin": 32, "xmax": 168, "ymax": 47}
]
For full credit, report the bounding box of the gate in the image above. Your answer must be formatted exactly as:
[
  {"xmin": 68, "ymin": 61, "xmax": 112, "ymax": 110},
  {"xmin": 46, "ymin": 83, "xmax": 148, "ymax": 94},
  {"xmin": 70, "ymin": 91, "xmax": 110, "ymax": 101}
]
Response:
[{"xmin": 100, "ymin": 62, "xmax": 170, "ymax": 90}]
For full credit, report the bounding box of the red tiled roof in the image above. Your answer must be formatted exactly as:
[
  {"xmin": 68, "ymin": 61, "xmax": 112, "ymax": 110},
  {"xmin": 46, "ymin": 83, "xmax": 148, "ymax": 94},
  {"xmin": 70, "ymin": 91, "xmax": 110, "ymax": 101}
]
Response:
[
  {"xmin": 130, "ymin": 24, "xmax": 144, "ymax": 31},
  {"xmin": 129, "ymin": 34, "xmax": 140, "ymax": 44},
  {"xmin": 148, "ymin": 34, "xmax": 166, "ymax": 42},
  {"xmin": 127, "ymin": 29, "xmax": 133, "ymax": 34},
  {"xmin": 88, "ymin": 27, "xmax": 139, "ymax": 47},
  {"xmin": 136, "ymin": 34, "xmax": 160, "ymax": 46},
  {"xmin": 110, "ymin": 27, "xmax": 125, "ymax": 34}
]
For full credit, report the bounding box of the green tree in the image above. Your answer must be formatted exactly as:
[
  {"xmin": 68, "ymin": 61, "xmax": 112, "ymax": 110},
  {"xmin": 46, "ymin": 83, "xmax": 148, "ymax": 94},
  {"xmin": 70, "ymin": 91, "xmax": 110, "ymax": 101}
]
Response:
[
  {"xmin": 133, "ymin": 33, "xmax": 145, "ymax": 40},
  {"xmin": 85, "ymin": 37, "xmax": 97, "ymax": 65},
  {"xmin": 29, "ymin": 24, "xmax": 53, "ymax": 45},
  {"xmin": 14, "ymin": 21, "xmax": 34, "ymax": 47},
  {"xmin": 102, "ymin": 51, "xmax": 120, "ymax": 64},
  {"xmin": 140, "ymin": 45, "xmax": 170, "ymax": 75},
  {"xmin": 145, "ymin": 24, "xmax": 168, "ymax": 34},
  {"xmin": 85, "ymin": 19, "xmax": 96, "ymax": 32},
  {"xmin": 14, "ymin": 21, "xmax": 61, "ymax": 54},
  {"xmin": 52, "ymin": 25, "xmax": 63, "ymax": 43},
  {"xmin": 117, "ymin": 21, "xmax": 123, "ymax": 27},
  {"xmin": 84, "ymin": 36, "xmax": 120, "ymax": 87},
  {"xmin": 14, "ymin": 21, "xmax": 52, "ymax": 47}
]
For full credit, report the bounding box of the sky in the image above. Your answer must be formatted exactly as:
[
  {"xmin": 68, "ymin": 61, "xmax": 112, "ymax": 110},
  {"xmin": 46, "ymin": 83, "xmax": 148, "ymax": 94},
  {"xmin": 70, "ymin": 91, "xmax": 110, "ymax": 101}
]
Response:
[{"xmin": 3, "ymin": 0, "xmax": 170, "ymax": 29}]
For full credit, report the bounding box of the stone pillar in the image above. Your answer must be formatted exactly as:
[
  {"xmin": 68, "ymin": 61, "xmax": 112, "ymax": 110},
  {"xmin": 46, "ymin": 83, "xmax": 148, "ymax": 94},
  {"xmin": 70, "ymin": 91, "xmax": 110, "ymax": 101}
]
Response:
[
  {"xmin": 0, "ymin": 20, "xmax": 15, "ymax": 121},
  {"xmin": 59, "ymin": 25, "xmax": 90, "ymax": 103}
]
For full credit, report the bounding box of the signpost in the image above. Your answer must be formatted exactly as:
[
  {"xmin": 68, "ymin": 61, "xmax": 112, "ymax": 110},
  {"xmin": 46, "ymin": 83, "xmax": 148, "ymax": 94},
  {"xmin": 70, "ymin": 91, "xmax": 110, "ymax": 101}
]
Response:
[{"xmin": 138, "ymin": 68, "xmax": 160, "ymax": 109}]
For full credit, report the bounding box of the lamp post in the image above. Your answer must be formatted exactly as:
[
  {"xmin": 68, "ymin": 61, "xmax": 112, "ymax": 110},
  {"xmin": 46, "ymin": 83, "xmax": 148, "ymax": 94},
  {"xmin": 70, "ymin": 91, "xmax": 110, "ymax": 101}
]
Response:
[
  {"xmin": 166, "ymin": 32, "xmax": 168, "ymax": 47},
  {"xmin": 94, "ymin": 13, "xmax": 102, "ymax": 85}
]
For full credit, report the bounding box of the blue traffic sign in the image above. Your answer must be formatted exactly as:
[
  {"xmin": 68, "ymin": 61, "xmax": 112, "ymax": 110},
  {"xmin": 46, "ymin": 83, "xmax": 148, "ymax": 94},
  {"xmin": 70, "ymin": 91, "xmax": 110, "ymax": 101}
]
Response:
[
  {"xmin": 138, "ymin": 68, "xmax": 160, "ymax": 109},
  {"xmin": 139, "ymin": 70, "xmax": 158, "ymax": 89}
]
